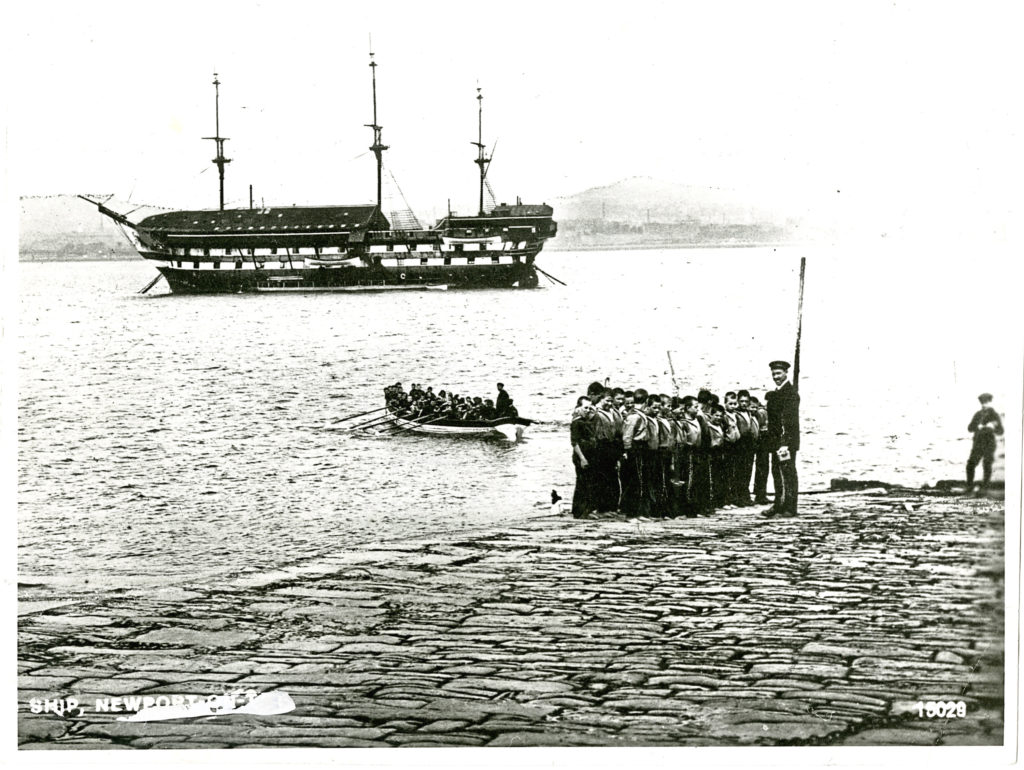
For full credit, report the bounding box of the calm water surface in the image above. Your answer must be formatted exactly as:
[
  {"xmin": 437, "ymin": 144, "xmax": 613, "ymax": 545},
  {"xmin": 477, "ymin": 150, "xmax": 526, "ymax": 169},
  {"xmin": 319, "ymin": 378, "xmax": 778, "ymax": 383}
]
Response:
[{"xmin": 17, "ymin": 248, "xmax": 1003, "ymax": 597}]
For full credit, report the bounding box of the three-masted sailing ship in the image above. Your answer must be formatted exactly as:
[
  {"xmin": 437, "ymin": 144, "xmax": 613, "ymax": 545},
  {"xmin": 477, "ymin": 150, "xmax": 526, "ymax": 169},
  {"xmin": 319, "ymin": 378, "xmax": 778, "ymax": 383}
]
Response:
[{"xmin": 81, "ymin": 55, "xmax": 556, "ymax": 294}]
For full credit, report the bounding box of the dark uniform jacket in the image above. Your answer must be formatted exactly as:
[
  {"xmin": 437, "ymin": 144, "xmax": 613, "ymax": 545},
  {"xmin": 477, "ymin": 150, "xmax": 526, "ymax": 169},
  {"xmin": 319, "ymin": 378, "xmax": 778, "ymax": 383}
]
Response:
[
  {"xmin": 571, "ymin": 414, "xmax": 597, "ymax": 453},
  {"xmin": 765, "ymin": 381, "xmax": 800, "ymax": 452},
  {"xmin": 968, "ymin": 407, "xmax": 1003, "ymax": 451},
  {"xmin": 496, "ymin": 389, "xmax": 511, "ymax": 414}
]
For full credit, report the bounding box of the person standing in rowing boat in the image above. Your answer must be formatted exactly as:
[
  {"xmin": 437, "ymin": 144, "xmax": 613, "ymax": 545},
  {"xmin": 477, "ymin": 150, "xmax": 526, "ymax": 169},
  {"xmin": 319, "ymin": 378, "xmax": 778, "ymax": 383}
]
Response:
[{"xmin": 496, "ymin": 383, "xmax": 511, "ymax": 416}]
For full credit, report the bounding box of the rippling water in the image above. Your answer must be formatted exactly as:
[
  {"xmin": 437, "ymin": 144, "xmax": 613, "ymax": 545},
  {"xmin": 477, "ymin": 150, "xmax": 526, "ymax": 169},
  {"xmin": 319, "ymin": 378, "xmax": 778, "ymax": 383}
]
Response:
[{"xmin": 17, "ymin": 248, "xmax": 1009, "ymax": 597}]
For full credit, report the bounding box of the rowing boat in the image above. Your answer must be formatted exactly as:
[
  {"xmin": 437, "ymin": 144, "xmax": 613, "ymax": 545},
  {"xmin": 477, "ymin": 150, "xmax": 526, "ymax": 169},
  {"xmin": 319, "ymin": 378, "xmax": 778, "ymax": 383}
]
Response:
[{"xmin": 387, "ymin": 409, "xmax": 532, "ymax": 441}]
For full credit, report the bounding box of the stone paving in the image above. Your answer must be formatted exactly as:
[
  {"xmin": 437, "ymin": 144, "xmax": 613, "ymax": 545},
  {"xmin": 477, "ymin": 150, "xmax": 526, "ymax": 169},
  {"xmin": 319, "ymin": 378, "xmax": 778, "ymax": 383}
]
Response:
[{"xmin": 18, "ymin": 488, "xmax": 1006, "ymax": 749}]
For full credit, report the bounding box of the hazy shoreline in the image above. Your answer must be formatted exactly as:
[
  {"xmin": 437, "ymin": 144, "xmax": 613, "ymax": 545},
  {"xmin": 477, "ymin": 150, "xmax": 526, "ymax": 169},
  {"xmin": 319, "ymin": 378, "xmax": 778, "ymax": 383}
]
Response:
[{"xmin": 545, "ymin": 240, "xmax": 812, "ymax": 252}]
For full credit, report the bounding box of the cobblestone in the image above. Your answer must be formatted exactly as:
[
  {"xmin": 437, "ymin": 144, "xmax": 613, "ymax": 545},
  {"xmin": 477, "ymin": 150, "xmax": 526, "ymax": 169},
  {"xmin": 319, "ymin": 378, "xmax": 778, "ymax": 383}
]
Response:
[{"xmin": 17, "ymin": 490, "xmax": 1005, "ymax": 748}]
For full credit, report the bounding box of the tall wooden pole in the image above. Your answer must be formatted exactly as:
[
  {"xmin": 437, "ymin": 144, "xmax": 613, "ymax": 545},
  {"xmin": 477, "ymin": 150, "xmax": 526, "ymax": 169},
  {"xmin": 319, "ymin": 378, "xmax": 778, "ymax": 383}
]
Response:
[
  {"xmin": 793, "ymin": 257, "xmax": 806, "ymax": 392},
  {"xmin": 667, "ymin": 351, "xmax": 680, "ymax": 396}
]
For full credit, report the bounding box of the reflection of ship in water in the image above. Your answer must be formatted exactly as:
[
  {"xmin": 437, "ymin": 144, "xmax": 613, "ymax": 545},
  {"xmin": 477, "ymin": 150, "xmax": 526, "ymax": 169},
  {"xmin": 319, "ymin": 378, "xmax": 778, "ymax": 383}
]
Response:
[{"xmin": 81, "ymin": 54, "xmax": 556, "ymax": 295}]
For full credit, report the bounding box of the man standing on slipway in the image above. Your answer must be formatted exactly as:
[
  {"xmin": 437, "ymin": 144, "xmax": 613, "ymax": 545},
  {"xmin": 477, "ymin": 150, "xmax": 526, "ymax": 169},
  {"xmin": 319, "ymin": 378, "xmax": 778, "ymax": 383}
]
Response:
[{"xmin": 762, "ymin": 360, "xmax": 800, "ymax": 517}]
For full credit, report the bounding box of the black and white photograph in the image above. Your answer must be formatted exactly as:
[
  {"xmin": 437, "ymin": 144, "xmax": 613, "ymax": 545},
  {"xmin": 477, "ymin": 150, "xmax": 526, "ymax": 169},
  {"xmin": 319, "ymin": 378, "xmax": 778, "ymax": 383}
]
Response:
[{"xmin": 5, "ymin": 1, "xmax": 1021, "ymax": 766}]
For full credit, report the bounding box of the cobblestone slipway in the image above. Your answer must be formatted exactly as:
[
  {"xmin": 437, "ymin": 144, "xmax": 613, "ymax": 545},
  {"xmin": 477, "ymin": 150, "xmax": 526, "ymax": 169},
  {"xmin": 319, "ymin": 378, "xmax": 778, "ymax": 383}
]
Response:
[{"xmin": 18, "ymin": 489, "xmax": 1006, "ymax": 749}]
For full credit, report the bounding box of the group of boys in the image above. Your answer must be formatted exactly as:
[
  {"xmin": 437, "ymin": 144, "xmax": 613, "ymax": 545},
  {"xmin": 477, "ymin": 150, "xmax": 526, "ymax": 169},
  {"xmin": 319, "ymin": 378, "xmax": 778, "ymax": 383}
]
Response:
[
  {"xmin": 383, "ymin": 381, "xmax": 517, "ymax": 422},
  {"xmin": 569, "ymin": 361, "xmax": 800, "ymax": 519}
]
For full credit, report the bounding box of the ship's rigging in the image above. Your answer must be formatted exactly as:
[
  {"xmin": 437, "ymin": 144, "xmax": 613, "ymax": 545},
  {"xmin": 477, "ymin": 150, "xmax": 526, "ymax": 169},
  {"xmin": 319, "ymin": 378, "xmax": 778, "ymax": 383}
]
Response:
[
  {"xmin": 191, "ymin": 59, "xmax": 503, "ymax": 223},
  {"xmin": 382, "ymin": 166, "xmax": 422, "ymax": 230}
]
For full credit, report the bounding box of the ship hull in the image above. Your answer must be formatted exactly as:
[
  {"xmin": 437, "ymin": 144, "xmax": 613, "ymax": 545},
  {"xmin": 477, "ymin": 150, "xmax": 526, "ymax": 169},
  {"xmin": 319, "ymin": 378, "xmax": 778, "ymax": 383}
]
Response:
[
  {"xmin": 86, "ymin": 200, "xmax": 555, "ymax": 295},
  {"xmin": 157, "ymin": 261, "xmax": 539, "ymax": 294}
]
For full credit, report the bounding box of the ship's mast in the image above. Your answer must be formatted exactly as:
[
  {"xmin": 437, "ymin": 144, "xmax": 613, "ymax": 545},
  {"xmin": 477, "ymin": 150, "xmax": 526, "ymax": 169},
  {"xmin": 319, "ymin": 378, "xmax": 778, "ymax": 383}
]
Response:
[
  {"xmin": 366, "ymin": 52, "xmax": 388, "ymax": 214},
  {"xmin": 203, "ymin": 73, "xmax": 231, "ymax": 211},
  {"xmin": 472, "ymin": 87, "xmax": 491, "ymax": 216}
]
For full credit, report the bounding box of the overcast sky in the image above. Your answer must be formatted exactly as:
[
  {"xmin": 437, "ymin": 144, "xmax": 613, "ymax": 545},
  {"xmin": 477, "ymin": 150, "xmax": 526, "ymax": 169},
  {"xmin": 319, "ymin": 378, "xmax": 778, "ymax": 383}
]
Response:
[{"xmin": 6, "ymin": 1, "xmax": 1021, "ymax": 243}]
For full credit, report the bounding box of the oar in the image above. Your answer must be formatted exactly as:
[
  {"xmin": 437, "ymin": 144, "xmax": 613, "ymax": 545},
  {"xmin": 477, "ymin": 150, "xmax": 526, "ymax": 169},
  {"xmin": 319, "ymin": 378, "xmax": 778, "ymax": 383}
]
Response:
[
  {"xmin": 354, "ymin": 415, "xmax": 401, "ymax": 431},
  {"xmin": 332, "ymin": 405, "xmax": 390, "ymax": 424},
  {"xmin": 388, "ymin": 414, "xmax": 449, "ymax": 435},
  {"xmin": 348, "ymin": 411, "xmax": 400, "ymax": 431},
  {"xmin": 355, "ymin": 418, "xmax": 400, "ymax": 432},
  {"xmin": 377, "ymin": 411, "xmax": 444, "ymax": 434},
  {"xmin": 535, "ymin": 266, "xmax": 566, "ymax": 286}
]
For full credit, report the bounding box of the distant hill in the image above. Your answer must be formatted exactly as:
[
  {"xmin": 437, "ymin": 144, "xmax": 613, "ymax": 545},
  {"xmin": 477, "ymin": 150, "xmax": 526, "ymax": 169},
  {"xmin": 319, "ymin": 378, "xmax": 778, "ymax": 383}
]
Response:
[
  {"xmin": 552, "ymin": 176, "xmax": 785, "ymax": 225},
  {"xmin": 548, "ymin": 177, "xmax": 814, "ymax": 250}
]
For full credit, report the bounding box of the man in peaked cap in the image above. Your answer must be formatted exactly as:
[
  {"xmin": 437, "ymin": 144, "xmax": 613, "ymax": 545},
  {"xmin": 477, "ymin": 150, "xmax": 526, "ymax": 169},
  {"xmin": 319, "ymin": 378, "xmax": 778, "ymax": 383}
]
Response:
[
  {"xmin": 761, "ymin": 360, "xmax": 800, "ymax": 517},
  {"xmin": 966, "ymin": 392, "xmax": 1003, "ymax": 494}
]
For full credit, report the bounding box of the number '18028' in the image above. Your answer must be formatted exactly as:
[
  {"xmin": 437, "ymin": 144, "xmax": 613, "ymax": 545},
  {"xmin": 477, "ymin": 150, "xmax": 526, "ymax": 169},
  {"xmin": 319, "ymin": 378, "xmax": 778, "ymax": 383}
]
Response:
[{"xmin": 915, "ymin": 701, "xmax": 967, "ymax": 718}]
